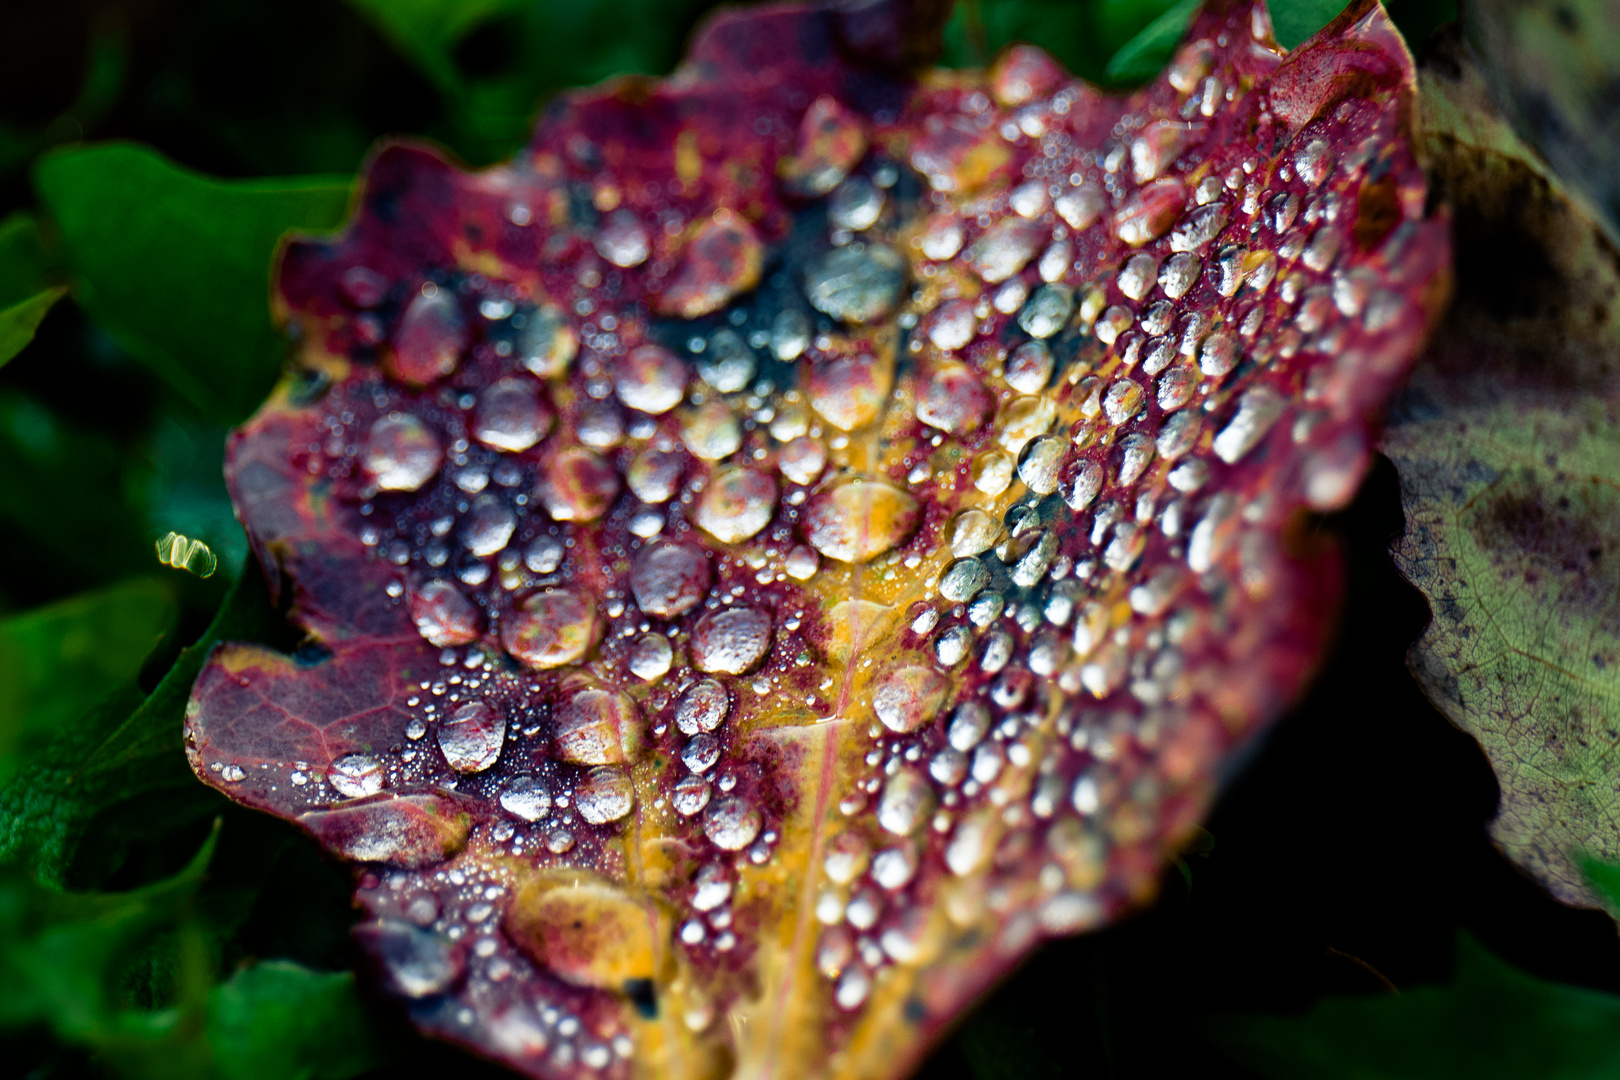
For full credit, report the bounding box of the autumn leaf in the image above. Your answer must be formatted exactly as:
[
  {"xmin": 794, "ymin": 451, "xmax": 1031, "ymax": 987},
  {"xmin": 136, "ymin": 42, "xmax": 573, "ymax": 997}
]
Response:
[
  {"xmin": 1380, "ymin": 34, "xmax": 1620, "ymax": 917},
  {"xmin": 183, "ymin": 0, "xmax": 1448, "ymax": 1076}
]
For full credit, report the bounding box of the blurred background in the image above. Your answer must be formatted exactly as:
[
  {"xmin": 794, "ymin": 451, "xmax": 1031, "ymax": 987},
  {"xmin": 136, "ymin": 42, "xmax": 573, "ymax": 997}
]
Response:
[{"xmin": 3, "ymin": 0, "xmax": 1618, "ymax": 1078}]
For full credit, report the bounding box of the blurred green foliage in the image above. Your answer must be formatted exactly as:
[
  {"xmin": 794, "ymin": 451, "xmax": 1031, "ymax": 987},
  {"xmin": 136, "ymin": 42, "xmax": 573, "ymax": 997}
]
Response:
[{"xmin": 1213, "ymin": 935, "xmax": 1620, "ymax": 1079}]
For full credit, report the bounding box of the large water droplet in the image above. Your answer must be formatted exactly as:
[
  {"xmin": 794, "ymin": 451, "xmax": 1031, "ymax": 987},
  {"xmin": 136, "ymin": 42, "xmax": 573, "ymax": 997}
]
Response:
[
  {"xmin": 915, "ymin": 362, "xmax": 992, "ymax": 434},
  {"xmin": 630, "ymin": 541, "xmax": 712, "ymax": 618},
  {"xmin": 409, "ymin": 579, "xmax": 482, "ymax": 647},
  {"xmin": 804, "ymin": 243, "xmax": 905, "ymax": 324},
  {"xmin": 554, "ymin": 687, "xmax": 641, "ymax": 765},
  {"xmin": 873, "ymin": 666, "xmax": 948, "ymax": 733},
  {"xmin": 596, "ymin": 208, "xmax": 651, "ymax": 268},
  {"xmin": 536, "ymin": 447, "xmax": 619, "ymax": 522},
  {"xmin": 656, "ymin": 210, "xmax": 764, "ymax": 320},
  {"xmin": 690, "ymin": 606, "xmax": 772, "ymax": 675},
  {"xmin": 519, "ymin": 305, "xmax": 578, "ymax": 378},
  {"xmin": 500, "ymin": 774, "xmax": 552, "ymax": 821},
  {"xmin": 388, "ymin": 286, "xmax": 466, "ymax": 385},
  {"xmin": 575, "ymin": 765, "xmax": 635, "ymax": 824},
  {"xmin": 474, "ymin": 377, "xmax": 551, "ymax": 452},
  {"xmin": 329, "ymin": 753, "xmax": 385, "ymax": 798},
  {"xmin": 675, "ymin": 679, "xmax": 729, "ymax": 735},
  {"xmin": 438, "ymin": 699, "xmax": 505, "ymax": 773},
  {"xmin": 365, "ymin": 414, "xmax": 443, "ymax": 492},
  {"xmin": 806, "ymin": 353, "xmax": 889, "ymax": 431},
  {"xmin": 802, "ymin": 478, "xmax": 919, "ymax": 563},
  {"xmin": 698, "ymin": 329, "xmax": 757, "ymax": 394},
  {"xmin": 502, "ymin": 589, "xmax": 598, "ymax": 669},
  {"xmin": 614, "ymin": 344, "xmax": 687, "ymax": 415},
  {"xmin": 876, "ymin": 768, "xmax": 933, "ymax": 835},
  {"xmin": 694, "ymin": 466, "xmax": 777, "ymax": 544},
  {"xmin": 703, "ymin": 795, "xmax": 762, "ymax": 850},
  {"xmin": 461, "ymin": 493, "xmax": 517, "ymax": 557}
]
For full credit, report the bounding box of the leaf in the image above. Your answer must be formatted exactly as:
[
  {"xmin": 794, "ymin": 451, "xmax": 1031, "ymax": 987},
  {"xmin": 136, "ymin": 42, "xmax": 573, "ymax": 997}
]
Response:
[
  {"xmin": 0, "ymin": 578, "xmax": 176, "ymax": 774},
  {"xmin": 1211, "ymin": 935, "xmax": 1620, "ymax": 1079},
  {"xmin": 1464, "ymin": 0, "xmax": 1620, "ymax": 247},
  {"xmin": 0, "ymin": 559, "xmax": 282, "ymax": 884},
  {"xmin": 1380, "ymin": 38, "xmax": 1620, "ymax": 916},
  {"xmin": 0, "ymin": 211, "xmax": 67, "ymax": 367},
  {"xmin": 205, "ymin": 961, "xmax": 378, "ymax": 1080},
  {"xmin": 1105, "ymin": 0, "xmax": 1203, "ymax": 83},
  {"xmin": 340, "ymin": 0, "xmax": 530, "ymax": 92},
  {"xmin": 34, "ymin": 144, "xmax": 352, "ymax": 423},
  {"xmin": 184, "ymin": 1, "xmax": 1448, "ymax": 1077},
  {"xmin": 1270, "ymin": 0, "xmax": 1351, "ymax": 50}
]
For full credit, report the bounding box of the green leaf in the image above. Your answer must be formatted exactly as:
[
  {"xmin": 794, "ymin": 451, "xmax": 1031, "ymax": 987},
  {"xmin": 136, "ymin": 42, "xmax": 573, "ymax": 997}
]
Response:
[
  {"xmin": 0, "ymin": 827, "xmax": 216, "ymax": 1044},
  {"xmin": 1271, "ymin": 0, "xmax": 1351, "ymax": 50},
  {"xmin": 1381, "ymin": 48, "xmax": 1620, "ymax": 918},
  {"xmin": 1104, "ymin": 0, "xmax": 1201, "ymax": 84},
  {"xmin": 0, "ymin": 560, "xmax": 281, "ymax": 885},
  {"xmin": 341, "ymin": 0, "xmax": 529, "ymax": 92},
  {"xmin": 1211, "ymin": 935, "xmax": 1620, "ymax": 1079},
  {"xmin": 34, "ymin": 144, "xmax": 351, "ymax": 423},
  {"xmin": 0, "ymin": 286, "xmax": 68, "ymax": 368},
  {"xmin": 0, "ymin": 578, "xmax": 176, "ymax": 771},
  {"xmin": 206, "ymin": 962, "xmax": 377, "ymax": 1080},
  {"xmin": 1582, "ymin": 857, "xmax": 1620, "ymax": 911}
]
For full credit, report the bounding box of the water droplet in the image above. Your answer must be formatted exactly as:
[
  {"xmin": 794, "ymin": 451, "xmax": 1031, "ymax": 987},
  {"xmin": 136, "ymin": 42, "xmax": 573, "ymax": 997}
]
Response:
[
  {"xmin": 877, "ymin": 767, "xmax": 933, "ymax": 835},
  {"xmin": 630, "ymin": 541, "xmax": 711, "ymax": 618},
  {"xmin": 438, "ymin": 699, "xmax": 505, "ymax": 773},
  {"xmin": 575, "ymin": 765, "xmax": 635, "ymax": 824},
  {"xmin": 966, "ymin": 217, "xmax": 1046, "ymax": 282},
  {"xmin": 627, "ymin": 448, "xmax": 684, "ymax": 504},
  {"xmin": 1114, "ymin": 179, "xmax": 1186, "ymax": 246},
  {"xmin": 500, "ymin": 774, "xmax": 552, "ymax": 821},
  {"xmin": 926, "ymin": 297, "xmax": 977, "ymax": 351},
  {"xmin": 835, "ymin": 968, "xmax": 870, "ymax": 1010},
  {"xmin": 780, "ymin": 95, "xmax": 867, "ymax": 197},
  {"xmin": 940, "ymin": 557, "xmax": 990, "ymax": 602},
  {"xmin": 779, "ymin": 436, "xmax": 828, "ymax": 486},
  {"xmin": 673, "ymin": 775, "xmax": 712, "ymax": 816},
  {"xmin": 1102, "ymin": 379, "xmax": 1145, "ymax": 426},
  {"xmin": 656, "ymin": 210, "xmax": 765, "ymax": 320},
  {"xmin": 682, "ymin": 733, "xmax": 722, "ymax": 773},
  {"xmin": 329, "ymin": 753, "xmax": 385, "ymax": 798},
  {"xmin": 703, "ymin": 795, "xmax": 762, "ymax": 850},
  {"xmin": 806, "ymin": 353, "xmax": 889, "ymax": 431},
  {"xmin": 1017, "ymin": 283, "xmax": 1075, "ymax": 338},
  {"xmin": 698, "ymin": 329, "xmax": 757, "ymax": 394},
  {"xmin": 946, "ymin": 509, "xmax": 1000, "ymax": 558},
  {"xmin": 462, "ymin": 494, "xmax": 517, "ymax": 557},
  {"xmin": 690, "ymin": 606, "xmax": 772, "ymax": 675},
  {"xmin": 388, "ymin": 287, "xmax": 466, "ymax": 385},
  {"xmin": 596, "ymin": 209, "xmax": 651, "ymax": 268},
  {"xmin": 474, "ymin": 377, "xmax": 551, "ymax": 452},
  {"xmin": 805, "ymin": 242, "xmax": 905, "ymax": 324},
  {"xmin": 972, "ymin": 450, "xmax": 1015, "ymax": 495},
  {"xmin": 676, "ymin": 679, "xmax": 729, "ymax": 735},
  {"xmin": 1017, "ymin": 436, "xmax": 1066, "ymax": 494},
  {"xmin": 1212, "ymin": 385, "xmax": 1284, "ymax": 464},
  {"xmin": 356, "ymin": 919, "xmax": 460, "ymax": 997},
  {"xmin": 410, "ymin": 580, "xmax": 483, "ymax": 647},
  {"xmin": 629, "ymin": 633, "xmax": 674, "ymax": 682},
  {"xmin": 873, "ymin": 666, "xmax": 948, "ymax": 733},
  {"xmin": 1117, "ymin": 254, "xmax": 1157, "ymax": 301},
  {"xmin": 997, "ymin": 395, "xmax": 1057, "ymax": 452},
  {"xmin": 519, "ymin": 305, "xmax": 578, "ymax": 378},
  {"xmin": 1158, "ymin": 253, "xmax": 1201, "ymax": 299},
  {"xmin": 1005, "ymin": 340, "xmax": 1053, "ymax": 394},
  {"xmin": 915, "ymin": 362, "xmax": 992, "ymax": 433},
  {"xmin": 1169, "ymin": 203, "xmax": 1229, "ymax": 253},
  {"xmin": 614, "ymin": 344, "xmax": 687, "ymax": 415},
  {"xmin": 502, "ymin": 589, "xmax": 598, "ymax": 669},
  {"xmin": 802, "ymin": 478, "xmax": 920, "ymax": 563},
  {"xmin": 871, "ymin": 843, "xmax": 918, "ymax": 889},
  {"xmin": 920, "ymin": 213, "xmax": 964, "ymax": 260},
  {"xmin": 365, "ymin": 414, "xmax": 443, "ymax": 491},
  {"xmin": 1009, "ymin": 179, "xmax": 1050, "ymax": 219},
  {"xmin": 694, "ymin": 466, "xmax": 777, "ymax": 543},
  {"xmin": 554, "ymin": 688, "xmax": 641, "ymax": 765},
  {"xmin": 771, "ymin": 309, "xmax": 812, "ymax": 361},
  {"xmin": 829, "ymin": 175, "xmax": 885, "ymax": 231},
  {"xmin": 537, "ymin": 448, "xmax": 619, "ymax": 522},
  {"xmin": 524, "ymin": 535, "xmax": 564, "ymax": 574},
  {"xmin": 1055, "ymin": 182, "xmax": 1106, "ymax": 231}
]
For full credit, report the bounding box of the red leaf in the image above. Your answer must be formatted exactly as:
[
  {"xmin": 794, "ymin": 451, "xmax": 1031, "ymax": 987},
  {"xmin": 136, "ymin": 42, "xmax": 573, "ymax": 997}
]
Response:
[{"xmin": 188, "ymin": 2, "xmax": 1448, "ymax": 1077}]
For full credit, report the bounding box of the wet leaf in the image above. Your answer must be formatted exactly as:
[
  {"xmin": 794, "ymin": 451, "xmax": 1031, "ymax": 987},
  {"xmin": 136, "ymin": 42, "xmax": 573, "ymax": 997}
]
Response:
[
  {"xmin": 1211, "ymin": 935, "xmax": 1620, "ymax": 1079},
  {"xmin": 1381, "ymin": 38, "xmax": 1620, "ymax": 917},
  {"xmin": 184, "ymin": 1, "xmax": 1448, "ymax": 1076},
  {"xmin": 34, "ymin": 145, "xmax": 351, "ymax": 423}
]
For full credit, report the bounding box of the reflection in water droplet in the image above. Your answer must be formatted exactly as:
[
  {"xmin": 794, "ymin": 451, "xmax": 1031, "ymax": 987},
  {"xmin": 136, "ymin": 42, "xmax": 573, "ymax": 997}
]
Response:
[
  {"xmin": 519, "ymin": 305, "xmax": 578, "ymax": 378},
  {"xmin": 673, "ymin": 775, "xmax": 712, "ymax": 817},
  {"xmin": 779, "ymin": 436, "xmax": 828, "ymax": 486},
  {"xmin": 596, "ymin": 209, "xmax": 651, "ymax": 268},
  {"xmin": 699, "ymin": 329, "xmax": 757, "ymax": 393},
  {"xmin": 629, "ymin": 633, "xmax": 674, "ymax": 681},
  {"xmin": 502, "ymin": 589, "xmax": 598, "ymax": 669},
  {"xmin": 802, "ymin": 479, "xmax": 919, "ymax": 563},
  {"xmin": 771, "ymin": 309, "xmax": 812, "ymax": 361},
  {"xmin": 829, "ymin": 176, "xmax": 885, "ymax": 231},
  {"xmin": 1005, "ymin": 341, "xmax": 1053, "ymax": 394},
  {"xmin": 410, "ymin": 580, "xmax": 483, "ymax": 647},
  {"xmin": 694, "ymin": 466, "xmax": 777, "ymax": 543},
  {"xmin": 631, "ymin": 541, "xmax": 712, "ymax": 618},
  {"xmin": 575, "ymin": 765, "xmax": 635, "ymax": 824},
  {"xmin": 438, "ymin": 699, "xmax": 506, "ymax": 773},
  {"xmin": 703, "ymin": 795, "xmax": 762, "ymax": 850},
  {"xmin": 804, "ymin": 243, "xmax": 905, "ymax": 324},
  {"xmin": 474, "ymin": 377, "xmax": 551, "ymax": 452},
  {"xmin": 615, "ymin": 344, "xmax": 687, "ymax": 414},
  {"xmin": 329, "ymin": 753, "xmax": 385, "ymax": 798},
  {"xmin": 915, "ymin": 363, "xmax": 991, "ymax": 434},
  {"xmin": 690, "ymin": 606, "xmax": 773, "ymax": 674},
  {"xmin": 462, "ymin": 494, "xmax": 517, "ymax": 557},
  {"xmin": 873, "ymin": 666, "xmax": 948, "ymax": 733},
  {"xmin": 537, "ymin": 447, "xmax": 619, "ymax": 522},
  {"xmin": 554, "ymin": 687, "xmax": 640, "ymax": 765},
  {"xmin": 365, "ymin": 414, "xmax": 443, "ymax": 492},
  {"xmin": 500, "ymin": 774, "xmax": 552, "ymax": 821},
  {"xmin": 389, "ymin": 287, "xmax": 467, "ymax": 385},
  {"xmin": 676, "ymin": 679, "xmax": 729, "ymax": 735}
]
